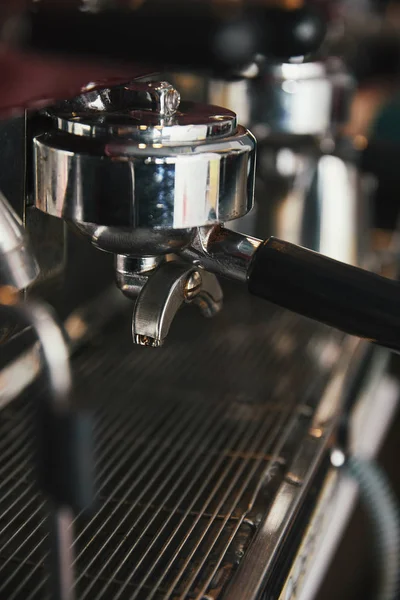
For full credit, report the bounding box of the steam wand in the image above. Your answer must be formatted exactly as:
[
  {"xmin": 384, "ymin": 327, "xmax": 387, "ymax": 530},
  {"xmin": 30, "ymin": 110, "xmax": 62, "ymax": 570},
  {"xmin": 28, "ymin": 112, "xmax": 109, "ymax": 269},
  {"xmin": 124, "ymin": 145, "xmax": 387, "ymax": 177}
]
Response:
[{"xmin": 0, "ymin": 193, "xmax": 94, "ymax": 600}]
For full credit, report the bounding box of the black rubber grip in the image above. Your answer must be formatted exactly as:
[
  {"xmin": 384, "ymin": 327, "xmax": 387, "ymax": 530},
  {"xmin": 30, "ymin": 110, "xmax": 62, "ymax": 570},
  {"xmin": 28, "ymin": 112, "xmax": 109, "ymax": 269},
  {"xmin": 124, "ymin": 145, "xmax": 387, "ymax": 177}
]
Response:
[
  {"xmin": 37, "ymin": 408, "xmax": 95, "ymax": 513},
  {"xmin": 247, "ymin": 237, "xmax": 400, "ymax": 353}
]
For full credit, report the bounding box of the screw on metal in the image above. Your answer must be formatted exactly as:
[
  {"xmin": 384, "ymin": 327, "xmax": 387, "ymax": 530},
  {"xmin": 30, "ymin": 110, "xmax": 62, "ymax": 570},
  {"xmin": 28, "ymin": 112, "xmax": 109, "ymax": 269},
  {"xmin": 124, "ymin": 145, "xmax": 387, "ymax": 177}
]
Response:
[
  {"xmin": 184, "ymin": 271, "xmax": 203, "ymax": 301},
  {"xmin": 134, "ymin": 334, "xmax": 163, "ymax": 348}
]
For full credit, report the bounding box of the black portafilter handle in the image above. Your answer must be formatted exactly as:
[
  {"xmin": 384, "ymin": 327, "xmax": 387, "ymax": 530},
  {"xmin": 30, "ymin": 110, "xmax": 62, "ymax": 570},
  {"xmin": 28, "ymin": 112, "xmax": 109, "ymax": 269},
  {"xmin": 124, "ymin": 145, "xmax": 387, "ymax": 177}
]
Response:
[
  {"xmin": 247, "ymin": 238, "xmax": 400, "ymax": 353},
  {"xmin": 6, "ymin": 4, "xmax": 326, "ymax": 73}
]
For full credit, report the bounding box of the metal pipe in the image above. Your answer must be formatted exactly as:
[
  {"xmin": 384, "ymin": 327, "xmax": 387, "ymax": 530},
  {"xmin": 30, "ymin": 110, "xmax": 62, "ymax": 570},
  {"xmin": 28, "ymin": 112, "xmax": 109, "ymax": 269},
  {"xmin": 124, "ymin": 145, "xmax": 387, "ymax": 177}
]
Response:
[
  {"xmin": 180, "ymin": 226, "xmax": 261, "ymax": 284},
  {"xmin": 0, "ymin": 300, "xmax": 75, "ymax": 600},
  {"xmin": 0, "ymin": 191, "xmax": 39, "ymax": 290}
]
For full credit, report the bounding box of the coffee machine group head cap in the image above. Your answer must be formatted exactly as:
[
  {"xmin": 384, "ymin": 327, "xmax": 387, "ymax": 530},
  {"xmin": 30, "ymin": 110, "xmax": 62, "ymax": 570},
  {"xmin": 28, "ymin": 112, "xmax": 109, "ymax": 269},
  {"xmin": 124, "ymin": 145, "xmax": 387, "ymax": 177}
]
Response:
[{"xmin": 34, "ymin": 80, "xmax": 257, "ymax": 255}]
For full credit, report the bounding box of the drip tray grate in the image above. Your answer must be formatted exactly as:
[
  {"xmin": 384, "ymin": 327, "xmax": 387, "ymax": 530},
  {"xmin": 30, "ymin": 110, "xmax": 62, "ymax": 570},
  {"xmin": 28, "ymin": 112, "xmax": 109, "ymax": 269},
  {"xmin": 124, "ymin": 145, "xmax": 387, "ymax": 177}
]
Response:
[{"xmin": 0, "ymin": 285, "xmax": 344, "ymax": 599}]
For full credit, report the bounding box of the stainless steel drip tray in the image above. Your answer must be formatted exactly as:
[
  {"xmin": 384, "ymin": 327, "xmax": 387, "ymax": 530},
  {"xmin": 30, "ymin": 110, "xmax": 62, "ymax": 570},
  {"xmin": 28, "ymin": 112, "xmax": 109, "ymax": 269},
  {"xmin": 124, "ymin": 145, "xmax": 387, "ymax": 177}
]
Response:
[{"xmin": 0, "ymin": 284, "xmax": 351, "ymax": 600}]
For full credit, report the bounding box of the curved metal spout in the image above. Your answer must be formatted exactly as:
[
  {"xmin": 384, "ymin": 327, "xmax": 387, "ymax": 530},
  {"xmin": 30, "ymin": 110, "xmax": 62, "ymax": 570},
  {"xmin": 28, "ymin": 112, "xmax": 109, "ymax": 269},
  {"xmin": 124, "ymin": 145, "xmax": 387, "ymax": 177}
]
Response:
[{"xmin": 132, "ymin": 260, "xmax": 223, "ymax": 347}]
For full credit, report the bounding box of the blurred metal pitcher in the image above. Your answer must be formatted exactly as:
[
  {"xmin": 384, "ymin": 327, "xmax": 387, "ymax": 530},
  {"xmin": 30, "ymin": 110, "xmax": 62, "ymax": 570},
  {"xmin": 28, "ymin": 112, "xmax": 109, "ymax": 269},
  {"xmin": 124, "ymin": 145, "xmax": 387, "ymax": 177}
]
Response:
[{"xmin": 210, "ymin": 59, "xmax": 374, "ymax": 268}]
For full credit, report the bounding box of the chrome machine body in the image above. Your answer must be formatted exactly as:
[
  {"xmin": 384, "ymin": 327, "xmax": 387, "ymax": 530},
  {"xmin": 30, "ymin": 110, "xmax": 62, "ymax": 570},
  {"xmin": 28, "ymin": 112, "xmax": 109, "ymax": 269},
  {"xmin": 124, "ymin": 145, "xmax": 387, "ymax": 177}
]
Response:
[{"xmin": 210, "ymin": 59, "xmax": 372, "ymax": 268}]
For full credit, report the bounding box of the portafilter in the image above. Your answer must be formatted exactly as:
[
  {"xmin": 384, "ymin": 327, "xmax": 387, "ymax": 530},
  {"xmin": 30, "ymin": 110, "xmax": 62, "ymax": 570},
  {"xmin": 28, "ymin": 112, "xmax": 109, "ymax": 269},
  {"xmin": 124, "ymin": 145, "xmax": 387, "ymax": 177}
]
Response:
[{"xmin": 32, "ymin": 79, "xmax": 400, "ymax": 352}]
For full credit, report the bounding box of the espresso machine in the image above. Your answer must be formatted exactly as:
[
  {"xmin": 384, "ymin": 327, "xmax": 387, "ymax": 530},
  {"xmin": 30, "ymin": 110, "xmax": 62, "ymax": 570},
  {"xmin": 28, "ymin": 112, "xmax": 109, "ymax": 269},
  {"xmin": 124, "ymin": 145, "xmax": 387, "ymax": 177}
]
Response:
[{"xmin": 0, "ymin": 2, "xmax": 399, "ymax": 600}]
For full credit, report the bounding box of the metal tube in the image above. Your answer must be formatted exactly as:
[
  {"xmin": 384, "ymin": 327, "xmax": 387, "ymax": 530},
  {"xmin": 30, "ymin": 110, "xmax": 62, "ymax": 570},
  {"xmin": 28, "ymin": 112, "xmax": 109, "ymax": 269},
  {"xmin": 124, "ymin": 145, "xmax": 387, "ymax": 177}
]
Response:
[{"xmin": 180, "ymin": 226, "xmax": 261, "ymax": 284}]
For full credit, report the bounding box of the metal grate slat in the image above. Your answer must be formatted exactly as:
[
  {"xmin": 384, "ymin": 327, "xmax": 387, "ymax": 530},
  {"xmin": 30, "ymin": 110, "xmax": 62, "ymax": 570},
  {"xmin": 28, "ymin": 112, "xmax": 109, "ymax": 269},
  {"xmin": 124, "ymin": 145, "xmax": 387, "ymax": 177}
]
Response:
[{"xmin": 0, "ymin": 284, "xmax": 344, "ymax": 599}]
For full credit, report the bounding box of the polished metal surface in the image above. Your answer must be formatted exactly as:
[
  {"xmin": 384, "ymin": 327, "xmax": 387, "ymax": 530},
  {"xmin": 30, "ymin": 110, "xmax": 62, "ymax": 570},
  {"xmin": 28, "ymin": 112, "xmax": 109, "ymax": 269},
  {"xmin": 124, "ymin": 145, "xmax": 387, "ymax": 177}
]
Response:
[
  {"xmin": 34, "ymin": 127, "xmax": 255, "ymax": 231},
  {"xmin": 0, "ymin": 115, "xmax": 68, "ymax": 345},
  {"xmin": 34, "ymin": 81, "xmax": 256, "ymax": 233},
  {"xmin": 207, "ymin": 60, "xmax": 353, "ymax": 137},
  {"xmin": 310, "ymin": 153, "xmax": 368, "ymax": 265},
  {"xmin": 180, "ymin": 226, "xmax": 261, "ymax": 284},
  {"xmin": 209, "ymin": 64, "xmax": 367, "ymax": 267},
  {"xmin": 51, "ymin": 83, "xmax": 232, "ymax": 142},
  {"xmin": 249, "ymin": 141, "xmax": 371, "ymax": 266},
  {"xmin": 2, "ymin": 302, "xmax": 71, "ymax": 412},
  {"xmin": 250, "ymin": 60, "xmax": 354, "ymax": 138},
  {"xmin": 265, "ymin": 62, "xmax": 332, "ymax": 137},
  {"xmin": 0, "ymin": 113, "xmax": 70, "ymax": 334},
  {"xmin": 143, "ymin": 81, "xmax": 181, "ymax": 118},
  {"xmin": 226, "ymin": 474, "xmax": 324, "ymax": 600},
  {"xmin": 24, "ymin": 207, "xmax": 67, "ymax": 286},
  {"xmin": 132, "ymin": 261, "xmax": 223, "ymax": 347},
  {"xmin": 205, "ymin": 61, "xmax": 366, "ymax": 268},
  {"xmin": 72, "ymin": 225, "xmax": 194, "ymax": 256},
  {"xmin": 110, "ymin": 81, "xmax": 181, "ymax": 119},
  {"xmin": 45, "ymin": 76, "xmax": 235, "ymax": 142},
  {"xmin": 114, "ymin": 255, "xmax": 157, "ymax": 300},
  {"xmin": 0, "ymin": 284, "xmax": 347, "ymax": 599},
  {"xmin": 247, "ymin": 236, "xmax": 400, "ymax": 354},
  {"xmin": 54, "ymin": 102, "xmax": 236, "ymax": 142},
  {"xmin": 0, "ymin": 192, "xmax": 39, "ymax": 290}
]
